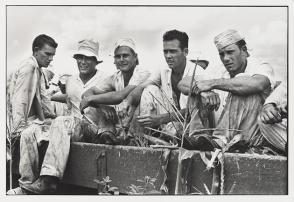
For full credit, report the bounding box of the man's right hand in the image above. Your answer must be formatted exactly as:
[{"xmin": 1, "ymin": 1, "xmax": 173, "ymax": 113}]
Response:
[
  {"xmin": 125, "ymin": 86, "xmax": 144, "ymax": 116},
  {"xmin": 81, "ymin": 87, "xmax": 95, "ymax": 99},
  {"xmin": 260, "ymin": 103, "xmax": 283, "ymax": 124}
]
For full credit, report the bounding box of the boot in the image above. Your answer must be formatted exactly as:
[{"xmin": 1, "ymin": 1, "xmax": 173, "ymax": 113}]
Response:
[
  {"xmin": 21, "ymin": 175, "xmax": 58, "ymax": 195},
  {"xmin": 6, "ymin": 187, "xmax": 28, "ymax": 195}
]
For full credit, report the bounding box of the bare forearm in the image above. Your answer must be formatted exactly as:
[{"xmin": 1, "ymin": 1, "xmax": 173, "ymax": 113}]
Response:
[
  {"xmin": 209, "ymin": 76, "xmax": 270, "ymax": 95},
  {"xmin": 51, "ymin": 94, "xmax": 68, "ymax": 103},
  {"xmin": 88, "ymin": 93, "xmax": 123, "ymax": 106},
  {"xmin": 88, "ymin": 86, "xmax": 136, "ymax": 106}
]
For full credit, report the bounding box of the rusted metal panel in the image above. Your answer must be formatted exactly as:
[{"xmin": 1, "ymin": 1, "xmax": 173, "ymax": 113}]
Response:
[
  {"xmin": 62, "ymin": 143, "xmax": 287, "ymax": 194},
  {"xmin": 222, "ymin": 153, "xmax": 287, "ymax": 194}
]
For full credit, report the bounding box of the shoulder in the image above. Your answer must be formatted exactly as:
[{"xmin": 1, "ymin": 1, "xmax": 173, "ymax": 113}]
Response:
[
  {"xmin": 17, "ymin": 57, "xmax": 37, "ymax": 74},
  {"xmin": 95, "ymin": 69, "xmax": 112, "ymax": 80}
]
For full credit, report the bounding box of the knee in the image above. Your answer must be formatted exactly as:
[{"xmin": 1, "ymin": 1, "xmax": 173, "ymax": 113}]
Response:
[{"xmin": 20, "ymin": 126, "xmax": 37, "ymax": 143}]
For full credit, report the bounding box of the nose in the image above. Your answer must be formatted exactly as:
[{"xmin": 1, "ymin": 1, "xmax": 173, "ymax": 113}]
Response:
[
  {"xmin": 165, "ymin": 51, "xmax": 172, "ymax": 59},
  {"xmin": 223, "ymin": 53, "xmax": 230, "ymax": 62},
  {"xmin": 118, "ymin": 55, "xmax": 125, "ymax": 61},
  {"xmin": 48, "ymin": 55, "xmax": 53, "ymax": 61}
]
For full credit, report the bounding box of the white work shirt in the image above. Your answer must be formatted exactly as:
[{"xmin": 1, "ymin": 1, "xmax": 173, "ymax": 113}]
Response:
[
  {"xmin": 149, "ymin": 59, "xmax": 206, "ymax": 110},
  {"xmin": 98, "ymin": 66, "xmax": 150, "ymax": 112},
  {"xmin": 66, "ymin": 70, "xmax": 109, "ymax": 118}
]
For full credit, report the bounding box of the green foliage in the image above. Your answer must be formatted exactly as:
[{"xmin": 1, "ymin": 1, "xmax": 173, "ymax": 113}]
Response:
[
  {"xmin": 94, "ymin": 176, "xmax": 119, "ymax": 195},
  {"xmin": 127, "ymin": 176, "xmax": 161, "ymax": 195}
]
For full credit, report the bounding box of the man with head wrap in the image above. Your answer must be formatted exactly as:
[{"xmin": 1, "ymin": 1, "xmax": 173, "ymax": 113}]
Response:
[
  {"xmin": 79, "ymin": 38, "xmax": 150, "ymax": 138},
  {"xmin": 178, "ymin": 29, "xmax": 276, "ymax": 152}
]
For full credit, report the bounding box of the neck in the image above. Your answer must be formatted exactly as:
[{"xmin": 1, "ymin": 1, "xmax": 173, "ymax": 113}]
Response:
[
  {"xmin": 230, "ymin": 60, "xmax": 247, "ymax": 78},
  {"xmin": 79, "ymin": 69, "xmax": 97, "ymax": 84},
  {"xmin": 122, "ymin": 67, "xmax": 135, "ymax": 86},
  {"xmin": 172, "ymin": 59, "xmax": 186, "ymax": 76}
]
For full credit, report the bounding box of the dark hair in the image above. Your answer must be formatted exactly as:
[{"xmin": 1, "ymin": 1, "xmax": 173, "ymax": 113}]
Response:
[
  {"xmin": 236, "ymin": 39, "xmax": 247, "ymax": 50},
  {"xmin": 163, "ymin": 29, "xmax": 189, "ymax": 50},
  {"xmin": 236, "ymin": 39, "xmax": 249, "ymax": 56},
  {"xmin": 32, "ymin": 34, "xmax": 58, "ymax": 53}
]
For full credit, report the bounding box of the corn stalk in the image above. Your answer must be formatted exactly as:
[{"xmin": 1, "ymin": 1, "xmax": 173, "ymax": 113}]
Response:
[{"xmin": 175, "ymin": 59, "xmax": 199, "ymax": 195}]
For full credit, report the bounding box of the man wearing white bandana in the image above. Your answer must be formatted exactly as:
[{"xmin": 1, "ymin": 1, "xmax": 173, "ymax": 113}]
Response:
[
  {"xmin": 179, "ymin": 29, "xmax": 276, "ymax": 152},
  {"xmin": 18, "ymin": 39, "xmax": 110, "ymax": 195},
  {"xmin": 79, "ymin": 38, "xmax": 150, "ymax": 138}
]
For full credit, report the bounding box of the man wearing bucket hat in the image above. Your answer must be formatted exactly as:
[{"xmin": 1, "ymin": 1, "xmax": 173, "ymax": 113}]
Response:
[
  {"xmin": 179, "ymin": 29, "xmax": 276, "ymax": 152},
  {"xmin": 17, "ymin": 39, "xmax": 111, "ymax": 195},
  {"xmin": 79, "ymin": 38, "xmax": 150, "ymax": 137}
]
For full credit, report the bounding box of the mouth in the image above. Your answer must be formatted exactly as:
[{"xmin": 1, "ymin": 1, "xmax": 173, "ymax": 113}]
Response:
[
  {"xmin": 118, "ymin": 64, "xmax": 128, "ymax": 68},
  {"xmin": 225, "ymin": 63, "xmax": 233, "ymax": 67}
]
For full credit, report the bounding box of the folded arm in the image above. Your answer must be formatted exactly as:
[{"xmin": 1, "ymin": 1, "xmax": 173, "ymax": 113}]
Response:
[{"xmin": 182, "ymin": 75, "xmax": 271, "ymax": 96}]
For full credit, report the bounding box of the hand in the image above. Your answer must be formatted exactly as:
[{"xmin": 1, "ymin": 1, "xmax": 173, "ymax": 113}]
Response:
[
  {"xmin": 200, "ymin": 91, "xmax": 220, "ymax": 111},
  {"xmin": 137, "ymin": 114, "xmax": 161, "ymax": 127},
  {"xmin": 125, "ymin": 97, "xmax": 137, "ymax": 118},
  {"xmin": 192, "ymin": 80, "xmax": 214, "ymax": 94},
  {"xmin": 277, "ymin": 102, "xmax": 287, "ymax": 118},
  {"xmin": 80, "ymin": 97, "xmax": 91, "ymax": 114},
  {"xmin": 46, "ymin": 113, "xmax": 57, "ymax": 119},
  {"xmin": 100, "ymin": 105, "xmax": 117, "ymax": 123},
  {"xmin": 58, "ymin": 81, "xmax": 66, "ymax": 94},
  {"xmin": 126, "ymin": 86, "xmax": 144, "ymax": 107},
  {"xmin": 259, "ymin": 103, "xmax": 282, "ymax": 124},
  {"xmin": 81, "ymin": 88, "xmax": 94, "ymax": 99}
]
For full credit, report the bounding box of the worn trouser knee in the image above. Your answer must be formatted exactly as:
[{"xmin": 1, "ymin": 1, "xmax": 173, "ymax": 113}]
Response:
[
  {"xmin": 213, "ymin": 93, "xmax": 264, "ymax": 148},
  {"xmin": 140, "ymin": 85, "xmax": 167, "ymax": 116},
  {"xmin": 19, "ymin": 125, "xmax": 41, "ymax": 185},
  {"xmin": 258, "ymin": 118, "xmax": 287, "ymax": 152}
]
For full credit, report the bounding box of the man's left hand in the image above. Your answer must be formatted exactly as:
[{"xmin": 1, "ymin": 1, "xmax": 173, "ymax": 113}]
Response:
[
  {"xmin": 192, "ymin": 80, "xmax": 214, "ymax": 94},
  {"xmin": 137, "ymin": 114, "xmax": 161, "ymax": 127},
  {"xmin": 80, "ymin": 97, "xmax": 91, "ymax": 114}
]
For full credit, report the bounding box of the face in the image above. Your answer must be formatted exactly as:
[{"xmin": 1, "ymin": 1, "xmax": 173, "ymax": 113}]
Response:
[
  {"xmin": 114, "ymin": 46, "xmax": 137, "ymax": 73},
  {"xmin": 163, "ymin": 39, "xmax": 188, "ymax": 72},
  {"xmin": 75, "ymin": 54, "xmax": 97, "ymax": 76},
  {"xmin": 218, "ymin": 43, "xmax": 247, "ymax": 77},
  {"xmin": 34, "ymin": 44, "xmax": 56, "ymax": 68}
]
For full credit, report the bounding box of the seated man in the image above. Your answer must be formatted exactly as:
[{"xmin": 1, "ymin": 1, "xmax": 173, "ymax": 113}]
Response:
[
  {"xmin": 178, "ymin": 29, "xmax": 276, "ymax": 152},
  {"xmin": 125, "ymin": 30, "xmax": 218, "ymax": 144},
  {"xmin": 19, "ymin": 39, "xmax": 110, "ymax": 194},
  {"xmin": 258, "ymin": 81, "xmax": 287, "ymax": 155},
  {"xmin": 7, "ymin": 34, "xmax": 57, "ymax": 195},
  {"xmin": 79, "ymin": 38, "xmax": 150, "ymax": 135}
]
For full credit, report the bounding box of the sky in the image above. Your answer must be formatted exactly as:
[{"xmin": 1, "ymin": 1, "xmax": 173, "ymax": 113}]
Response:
[{"xmin": 6, "ymin": 5, "xmax": 288, "ymax": 81}]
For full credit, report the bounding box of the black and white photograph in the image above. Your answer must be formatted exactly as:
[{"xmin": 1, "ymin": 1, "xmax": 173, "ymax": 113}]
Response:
[{"xmin": 2, "ymin": 0, "xmax": 293, "ymax": 201}]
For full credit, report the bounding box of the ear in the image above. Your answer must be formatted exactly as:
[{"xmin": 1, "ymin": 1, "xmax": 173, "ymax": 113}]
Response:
[
  {"xmin": 33, "ymin": 46, "xmax": 40, "ymax": 54},
  {"xmin": 183, "ymin": 48, "xmax": 189, "ymax": 56},
  {"xmin": 240, "ymin": 46, "xmax": 249, "ymax": 57}
]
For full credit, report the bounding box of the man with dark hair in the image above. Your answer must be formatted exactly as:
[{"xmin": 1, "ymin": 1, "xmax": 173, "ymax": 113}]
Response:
[
  {"xmin": 15, "ymin": 39, "xmax": 111, "ymax": 195},
  {"xmin": 7, "ymin": 34, "xmax": 58, "ymax": 194},
  {"xmin": 125, "ymin": 30, "xmax": 216, "ymax": 140},
  {"xmin": 178, "ymin": 29, "xmax": 276, "ymax": 152}
]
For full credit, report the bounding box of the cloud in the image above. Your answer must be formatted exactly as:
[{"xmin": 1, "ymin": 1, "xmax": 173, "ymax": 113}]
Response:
[{"xmin": 6, "ymin": 6, "xmax": 288, "ymax": 81}]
